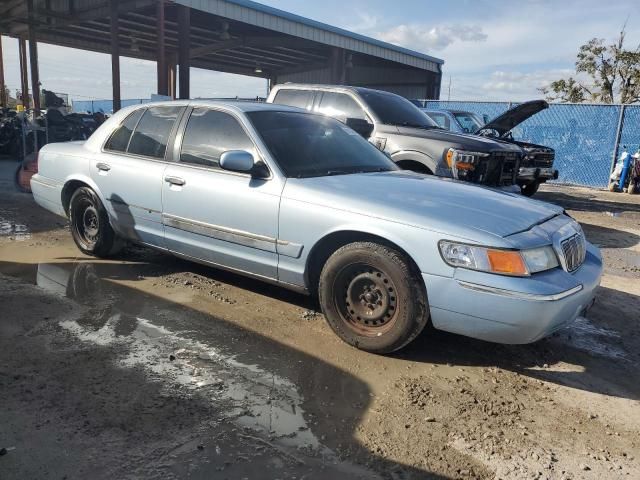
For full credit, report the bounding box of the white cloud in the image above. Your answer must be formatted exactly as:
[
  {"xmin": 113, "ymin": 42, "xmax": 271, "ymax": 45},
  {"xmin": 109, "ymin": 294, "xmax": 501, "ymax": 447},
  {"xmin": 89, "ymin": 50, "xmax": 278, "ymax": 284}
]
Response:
[{"xmin": 377, "ymin": 24, "xmax": 487, "ymax": 51}]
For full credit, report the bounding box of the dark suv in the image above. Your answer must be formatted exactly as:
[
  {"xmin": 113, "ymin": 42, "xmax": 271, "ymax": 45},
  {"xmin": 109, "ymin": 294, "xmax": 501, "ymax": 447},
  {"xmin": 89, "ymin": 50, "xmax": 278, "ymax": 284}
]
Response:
[
  {"xmin": 267, "ymin": 84, "xmax": 523, "ymax": 188},
  {"xmin": 422, "ymin": 100, "xmax": 558, "ymax": 196}
]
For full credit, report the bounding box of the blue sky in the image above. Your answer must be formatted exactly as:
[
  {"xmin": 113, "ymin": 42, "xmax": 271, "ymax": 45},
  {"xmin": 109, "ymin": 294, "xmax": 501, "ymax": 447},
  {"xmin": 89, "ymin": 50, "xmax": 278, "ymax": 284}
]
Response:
[{"xmin": 2, "ymin": 0, "xmax": 640, "ymax": 103}]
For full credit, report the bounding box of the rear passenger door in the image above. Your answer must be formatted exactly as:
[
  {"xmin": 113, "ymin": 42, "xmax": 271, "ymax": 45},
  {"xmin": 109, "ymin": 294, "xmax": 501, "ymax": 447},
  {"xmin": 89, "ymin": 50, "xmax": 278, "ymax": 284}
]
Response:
[
  {"xmin": 161, "ymin": 107, "xmax": 282, "ymax": 279},
  {"xmin": 92, "ymin": 105, "xmax": 184, "ymax": 248}
]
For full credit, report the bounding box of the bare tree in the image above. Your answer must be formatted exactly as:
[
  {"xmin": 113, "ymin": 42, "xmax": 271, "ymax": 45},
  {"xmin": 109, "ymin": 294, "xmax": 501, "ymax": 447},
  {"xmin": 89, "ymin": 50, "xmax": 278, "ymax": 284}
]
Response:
[{"xmin": 540, "ymin": 25, "xmax": 640, "ymax": 104}]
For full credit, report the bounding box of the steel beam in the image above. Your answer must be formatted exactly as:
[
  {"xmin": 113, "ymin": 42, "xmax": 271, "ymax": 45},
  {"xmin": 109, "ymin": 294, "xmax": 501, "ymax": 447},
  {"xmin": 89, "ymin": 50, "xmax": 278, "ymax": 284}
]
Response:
[
  {"xmin": 156, "ymin": 0, "xmax": 168, "ymax": 95},
  {"xmin": 27, "ymin": 0, "xmax": 40, "ymax": 114},
  {"xmin": 18, "ymin": 37, "xmax": 29, "ymax": 109},
  {"xmin": 177, "ymin": 5, "xmax": 190, "ymax": 100},
  {"xmin": 110, "ymin": 0, "xmax": 121, "ymax": 112},
  {"xmin": 168, "ymin": 52, "xmax": 177, "ymax": 99},
  {"xmin": 0, "ymin": 35, "xmax": 6, "ymax": 107}
]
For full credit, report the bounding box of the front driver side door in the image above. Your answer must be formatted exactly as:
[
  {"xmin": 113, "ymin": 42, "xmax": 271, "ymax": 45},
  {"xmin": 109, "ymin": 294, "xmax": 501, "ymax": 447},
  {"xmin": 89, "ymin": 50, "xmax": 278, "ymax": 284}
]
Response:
[{"xmin": 161, "ymin": 107, "xmax": 283, "ymax": 279}]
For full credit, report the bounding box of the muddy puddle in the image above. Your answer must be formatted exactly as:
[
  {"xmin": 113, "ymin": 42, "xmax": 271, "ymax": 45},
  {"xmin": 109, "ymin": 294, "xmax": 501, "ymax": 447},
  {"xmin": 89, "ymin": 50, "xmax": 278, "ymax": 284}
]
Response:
[
  {"xmin": 1, "ymin": 260, "xmax": 377, "ymax": 478},
  {"xmin": 0, "ymin": 212, "xmax": 31, "ymax": 241}
]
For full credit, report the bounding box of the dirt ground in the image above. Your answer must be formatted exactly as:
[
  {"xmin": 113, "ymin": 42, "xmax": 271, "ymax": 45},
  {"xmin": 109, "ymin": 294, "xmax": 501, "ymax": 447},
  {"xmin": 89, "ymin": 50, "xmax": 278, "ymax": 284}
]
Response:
[{"xmin": 0, "ymin": 158, "xmax": 638, "ymax": 480}]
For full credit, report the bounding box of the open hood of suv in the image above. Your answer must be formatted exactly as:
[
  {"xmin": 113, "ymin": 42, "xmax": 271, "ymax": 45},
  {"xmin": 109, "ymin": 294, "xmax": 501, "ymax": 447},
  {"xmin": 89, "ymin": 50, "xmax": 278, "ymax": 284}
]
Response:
[{"xmin": 477, "ymin": 100, "xmax": 549, "ymax": 137}]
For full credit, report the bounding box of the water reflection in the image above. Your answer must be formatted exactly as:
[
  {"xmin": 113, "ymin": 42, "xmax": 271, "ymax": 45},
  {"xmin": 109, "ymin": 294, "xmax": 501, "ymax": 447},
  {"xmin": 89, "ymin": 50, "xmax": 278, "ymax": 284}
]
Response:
[
  {"xmin": 35, "ymin": 262, "xmax": 338, "ymax": 458},
  {"xmin": 0, "ymin": 213, "xmax": 31, "ymax": 241}
]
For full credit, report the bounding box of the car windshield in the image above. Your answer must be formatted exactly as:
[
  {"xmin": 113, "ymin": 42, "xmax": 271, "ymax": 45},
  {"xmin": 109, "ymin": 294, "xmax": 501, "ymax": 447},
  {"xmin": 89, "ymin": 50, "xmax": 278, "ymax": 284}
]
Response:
[
  {"xmin": 358, "ymin": 90, "xmax": 439, "ymax": 129},
  {"xmin": 453, "ymin": 112, "xmax": 484, "ymax": 132},
  {"xmin": 248, "ymin": 111, "xmax": 398, "ymax": 178}
]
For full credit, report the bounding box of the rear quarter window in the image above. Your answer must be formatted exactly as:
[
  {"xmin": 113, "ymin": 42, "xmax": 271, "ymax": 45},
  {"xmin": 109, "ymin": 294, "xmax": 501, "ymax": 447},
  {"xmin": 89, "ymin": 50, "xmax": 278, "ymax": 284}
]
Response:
[{"xmin": 127, "ymin": 106, "xmax": 183, "ymax": 159}]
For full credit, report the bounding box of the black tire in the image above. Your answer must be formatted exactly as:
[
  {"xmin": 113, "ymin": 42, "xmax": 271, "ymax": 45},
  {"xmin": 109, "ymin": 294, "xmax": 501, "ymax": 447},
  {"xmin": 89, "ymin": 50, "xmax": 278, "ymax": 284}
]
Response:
[
  {"xmin": 521, "ymin": 182, "xmax": 540, "ymax": 197},
  {"xmin": 318, "ymin": 241, "xmax": 429, "ymax": 354},
  {"xmin": 69, "ymin": 187, "xmax": 120, "ymax": 257}
]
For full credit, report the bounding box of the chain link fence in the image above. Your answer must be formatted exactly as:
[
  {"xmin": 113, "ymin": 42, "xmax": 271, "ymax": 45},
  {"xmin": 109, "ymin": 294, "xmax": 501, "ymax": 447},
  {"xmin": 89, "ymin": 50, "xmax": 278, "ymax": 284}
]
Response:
[{"xmin": 417, "ymin": 100, "xmax": 640, "ymax": 188}]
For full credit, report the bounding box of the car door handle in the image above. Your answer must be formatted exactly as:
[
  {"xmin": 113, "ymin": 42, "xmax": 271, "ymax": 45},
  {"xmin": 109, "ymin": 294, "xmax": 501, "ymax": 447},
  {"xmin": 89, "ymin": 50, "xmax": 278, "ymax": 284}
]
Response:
[
  {"xmin": 96, "ymin": 162, "xmax": 111, "ymax": 172},
  {"xmin": 164, "ymin": 175, "xmax": 186, "ymax": 186}
]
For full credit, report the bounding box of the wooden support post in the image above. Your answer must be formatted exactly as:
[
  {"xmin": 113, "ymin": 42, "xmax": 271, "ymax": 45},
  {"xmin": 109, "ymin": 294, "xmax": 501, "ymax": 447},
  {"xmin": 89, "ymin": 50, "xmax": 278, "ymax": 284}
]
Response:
[
  {"xmin": 0, "ymin": 35, "xmax": 6, "ymax": 108},
  {"xmin": 177, "ymin": 5, "xmax": 190, "ymax": 100},
  {"xmin": 156, "ymin": 0, "xmax": 168, "ymax": 96},
  {"xmin": 27, "ymin": 0, "xmax": 41, "ymax": 115},
  {"xmin": 18, "ymin": 37, "xmax": 30, "ymax": 110},
  {"xmin": 110, "ymin": 0, "xmax": 121, "ymax": 112}
]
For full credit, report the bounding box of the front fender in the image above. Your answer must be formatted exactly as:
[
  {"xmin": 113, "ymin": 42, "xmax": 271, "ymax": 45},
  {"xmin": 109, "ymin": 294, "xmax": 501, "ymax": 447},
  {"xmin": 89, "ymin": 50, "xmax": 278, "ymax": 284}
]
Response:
[{"xmin": 390, "ymin": 150, "xmax": 439, "ymax": 174}]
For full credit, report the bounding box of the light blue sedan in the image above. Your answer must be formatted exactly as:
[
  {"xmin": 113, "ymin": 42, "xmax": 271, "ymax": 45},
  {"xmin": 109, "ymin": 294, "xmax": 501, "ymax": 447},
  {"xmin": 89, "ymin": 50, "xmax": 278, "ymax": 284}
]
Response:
[{"xmin": 30, "ymin": 101, "xmax": 602, "ymax": 353}]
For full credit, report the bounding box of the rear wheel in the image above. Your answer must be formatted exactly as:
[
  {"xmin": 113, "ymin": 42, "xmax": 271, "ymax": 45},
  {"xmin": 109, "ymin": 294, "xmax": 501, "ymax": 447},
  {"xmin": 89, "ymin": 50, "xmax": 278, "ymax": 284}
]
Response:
[
  {"xmin": 69, "ymin": 187, "xmax": 121, "ymax": 257},
  {"xmin": 318, "ymin": 241, "xmax": 429, "ymax": 353},
  {"xmin": 521, "ymin": 181, "xmax": 540, "ymax": 197}
]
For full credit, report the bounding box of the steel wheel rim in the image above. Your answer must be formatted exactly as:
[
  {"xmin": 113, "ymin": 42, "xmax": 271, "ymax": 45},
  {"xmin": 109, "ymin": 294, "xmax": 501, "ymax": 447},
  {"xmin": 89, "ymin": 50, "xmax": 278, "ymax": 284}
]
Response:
[
  {"xmin": 333, "ymin": 263, "xmax": 398, "ymax": 337},
  {"xmin": 73, "ymin": 197, "xmax": 99, "ymax": 247}
]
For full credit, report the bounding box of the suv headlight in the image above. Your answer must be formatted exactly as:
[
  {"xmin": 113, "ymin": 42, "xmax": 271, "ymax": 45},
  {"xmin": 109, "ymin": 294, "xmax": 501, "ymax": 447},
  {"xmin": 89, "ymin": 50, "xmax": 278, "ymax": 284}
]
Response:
[
  {"xmin": 439, "ymin": 241, "xmax": 559, "ymax": 276},
  {"xmin": 446, "ymin": 148, "xmax": 489, "ymax": 179}
]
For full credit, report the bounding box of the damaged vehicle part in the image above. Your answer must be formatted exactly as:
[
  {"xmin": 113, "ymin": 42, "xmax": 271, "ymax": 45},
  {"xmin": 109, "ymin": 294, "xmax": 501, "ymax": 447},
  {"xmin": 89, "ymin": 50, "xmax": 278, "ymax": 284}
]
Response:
[{"xmin": 423, "ymin": 100, "xmax": 558, "ymax": 196}]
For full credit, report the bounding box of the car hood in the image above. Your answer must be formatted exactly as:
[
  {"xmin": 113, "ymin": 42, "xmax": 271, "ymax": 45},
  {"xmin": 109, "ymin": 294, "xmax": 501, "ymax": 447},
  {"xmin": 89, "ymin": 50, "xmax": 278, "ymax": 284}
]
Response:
[
  {"xmin": 284, "ymin": 170, "xmax": 563, "ymax": 240},
  {"xmin": 477, "ymin": 100, "xmax": 549, "ymax": 137},
  {"xmin": 391, "ymin": 125, "xmax": 522, "ymax": 153}
]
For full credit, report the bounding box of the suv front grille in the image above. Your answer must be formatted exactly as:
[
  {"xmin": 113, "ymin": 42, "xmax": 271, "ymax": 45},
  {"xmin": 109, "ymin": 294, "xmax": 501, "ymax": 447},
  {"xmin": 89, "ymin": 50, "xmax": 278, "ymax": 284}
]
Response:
[
  {"xmin": 532, "ymin": 152, "xmax": 555, "ymax": 168},
  {"xmin": 561, "ymin": 233, "xmax": 586, "ymax": 272}
]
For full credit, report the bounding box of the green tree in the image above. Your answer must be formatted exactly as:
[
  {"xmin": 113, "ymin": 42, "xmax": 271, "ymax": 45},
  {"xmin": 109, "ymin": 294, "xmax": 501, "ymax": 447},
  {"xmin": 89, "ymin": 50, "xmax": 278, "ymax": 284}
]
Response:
[{"xmin": 541, "ymin": 26, "xmax": 640, "ymax": 104}]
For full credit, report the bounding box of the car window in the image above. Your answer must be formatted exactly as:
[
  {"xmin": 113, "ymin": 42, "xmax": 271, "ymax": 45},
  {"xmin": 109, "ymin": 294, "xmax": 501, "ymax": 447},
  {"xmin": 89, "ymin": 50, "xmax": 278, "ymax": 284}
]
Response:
[
  {"xmin": 317, "ymin": 92, "xmax": 367, "ymax": 121},
  {"xmin": 248, "ymin": 111, "xmax": 397, "ymax": 178},
  {"xmin": 453, "ymin": 112, "xmax": 483, "ymax": 133},
  {"xmin": 180, "ymin": 108, "xmax": 255, "ymax": 169},
  {"xmin": 272, "ymin": 89, "xmax": 314, "ymax": 110},
  {"xmin": 104, "ymin": 108, "xmax": 144, "ymax": 152},
  {"xmin": 426, "ymin": 112, "xmax": 450, "ymax": 129},
  {"xmin": 359, "ymin": 89, "xmax": 438, "ymax": 128},
  {"xmin": 127, "ymin": 106, "xmax": 182, "ymax": 159}
]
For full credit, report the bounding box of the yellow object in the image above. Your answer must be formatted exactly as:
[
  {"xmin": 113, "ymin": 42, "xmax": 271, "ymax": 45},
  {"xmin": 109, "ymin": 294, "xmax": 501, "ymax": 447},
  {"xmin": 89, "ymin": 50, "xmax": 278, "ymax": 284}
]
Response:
[
  {"xmin": 487, "ymin": 250, "xmax": 528, "ymax": 276},
  {"xmin": 16, "ymin": 104, "xmax": 25, "ymax": 112}
]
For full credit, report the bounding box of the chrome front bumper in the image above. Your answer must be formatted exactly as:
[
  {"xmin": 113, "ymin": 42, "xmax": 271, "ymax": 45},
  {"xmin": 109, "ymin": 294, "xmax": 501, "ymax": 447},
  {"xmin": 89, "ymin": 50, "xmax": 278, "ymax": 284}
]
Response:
[{"xmin": 422, "ymin": 243, "xmax": 603, "ymax": 344}]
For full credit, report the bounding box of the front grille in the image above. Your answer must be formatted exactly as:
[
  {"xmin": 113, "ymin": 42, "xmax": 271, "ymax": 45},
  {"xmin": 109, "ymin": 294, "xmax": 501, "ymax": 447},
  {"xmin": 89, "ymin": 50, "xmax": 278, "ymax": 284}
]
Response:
[
  {"xmin": 561, "ymin": 233, "xmax": 586, "ymax": 272},
  {"xmin": 532, "ymin": 152, "xmax": 555, "ymax": 168}
]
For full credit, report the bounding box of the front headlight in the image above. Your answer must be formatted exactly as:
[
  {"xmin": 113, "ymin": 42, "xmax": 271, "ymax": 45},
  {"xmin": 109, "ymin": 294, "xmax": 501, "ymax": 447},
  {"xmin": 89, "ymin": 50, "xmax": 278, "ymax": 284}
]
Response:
[
  {"xmin": 439, "ymin": 241, "xmax": 559, "ymax": 276},
  {"xmin": 446, "ymin": 148, "xmax": 489, "ymax": 179},
  {"xmin": 521, "ymin": 246, "xmax": 560, "ymax": 273}
]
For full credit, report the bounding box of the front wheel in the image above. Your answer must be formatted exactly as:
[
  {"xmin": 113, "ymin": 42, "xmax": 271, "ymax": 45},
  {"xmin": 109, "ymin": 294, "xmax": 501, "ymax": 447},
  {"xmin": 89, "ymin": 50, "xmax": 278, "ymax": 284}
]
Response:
[
  {"xmin": 69, "ymin": 187, "xmax": 121, "ymax": 257},
  {"xmin": 520, "ymin": 181, "xmax": 540, "ymax": 197},
  {"xmin": 318, "ymin": 242, "xmax": 429, "ymax": 353}
]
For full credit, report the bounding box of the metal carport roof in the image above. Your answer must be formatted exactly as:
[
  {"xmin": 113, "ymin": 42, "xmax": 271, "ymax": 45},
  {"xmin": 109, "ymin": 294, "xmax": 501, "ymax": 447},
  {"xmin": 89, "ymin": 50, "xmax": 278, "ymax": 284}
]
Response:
[{"xmin": 0, "ymin": 0, "xmax": 444, "ymax": 110}]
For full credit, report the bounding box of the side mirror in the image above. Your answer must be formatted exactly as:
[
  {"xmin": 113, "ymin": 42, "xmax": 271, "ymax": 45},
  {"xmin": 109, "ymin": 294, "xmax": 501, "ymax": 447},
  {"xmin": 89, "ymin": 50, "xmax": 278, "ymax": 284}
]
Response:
[
  {"xmin": 220, "ymin": 150, "xmax": 255, "ymax": 174},
  {"xmin": 345, "ymin": 117, "xmax": 374, "ymax": 138}
]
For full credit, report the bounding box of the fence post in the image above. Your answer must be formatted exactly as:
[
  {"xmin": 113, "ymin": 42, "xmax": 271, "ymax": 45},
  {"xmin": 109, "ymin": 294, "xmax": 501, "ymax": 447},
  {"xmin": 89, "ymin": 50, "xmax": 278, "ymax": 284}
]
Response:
[{"xmin": 610, "ymin": 104, "xmax": 626, "ymax": 175}]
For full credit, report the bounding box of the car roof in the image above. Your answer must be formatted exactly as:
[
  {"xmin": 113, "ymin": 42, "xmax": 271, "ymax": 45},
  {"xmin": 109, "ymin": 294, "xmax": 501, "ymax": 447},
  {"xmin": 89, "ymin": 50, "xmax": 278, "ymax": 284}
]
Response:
[
  {"xmin": 272, "ymin": 83, "xmax": 402, "ymax": 98},
  {"xmin": 126, "ymin": 99, "xmax": 304, "ymax": 114}
]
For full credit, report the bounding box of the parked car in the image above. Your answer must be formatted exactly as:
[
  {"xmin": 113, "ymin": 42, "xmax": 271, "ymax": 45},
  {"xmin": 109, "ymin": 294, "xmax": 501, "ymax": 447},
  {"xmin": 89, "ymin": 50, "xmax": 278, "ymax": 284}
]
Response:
[
  {"xmin": 31, "ymin": 101, "xmax": 602, "ymax": 354},
  {"xmin": 422, "ymin": 101, "xmax": 558, "ymax": 196},
  {"xmin": 267, "ymin": 84, "xmax": 523, "ymax": 189}
]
